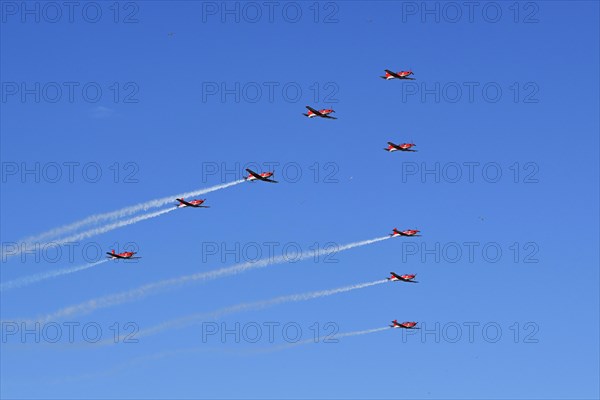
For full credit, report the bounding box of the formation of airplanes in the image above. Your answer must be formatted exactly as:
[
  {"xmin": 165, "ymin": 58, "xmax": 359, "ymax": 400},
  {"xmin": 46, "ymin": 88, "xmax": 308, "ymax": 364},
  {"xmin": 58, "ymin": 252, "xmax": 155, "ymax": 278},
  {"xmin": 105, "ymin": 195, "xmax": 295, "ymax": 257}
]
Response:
[
  {"xmin": 305, "ymin": 70, "xmax": 417, "ymax": 158},
  {"xmin": 383, "ymin": 70, "xmax": 420, "ymax": 330},
  {"xmin": 105, "ymin": 67, "xmax": 421, "ymax": 330}
]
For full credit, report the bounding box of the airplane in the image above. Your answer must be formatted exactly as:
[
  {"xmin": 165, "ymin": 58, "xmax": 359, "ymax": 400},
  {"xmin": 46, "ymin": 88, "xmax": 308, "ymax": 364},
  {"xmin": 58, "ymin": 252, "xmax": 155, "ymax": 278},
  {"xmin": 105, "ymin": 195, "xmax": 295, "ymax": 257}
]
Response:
[
  {"xmin": 106, "ymin": 250, "xmax": 141, "ymax": 259},
  {"xmin": 176, "ymin": 198, "xmax": 210, "ymax": 208},
  {"xmin": 387, "ymin": 272, "xmax": 418, "ymax": 283},
  {"xmin": 381, "ymin": 69, "xmax": 415, "ymax": 80},
  {"xmin": 390, "ymin": 228, "xmax": 421, "ymax": 237},
  {"xmin": 245, "ymin": 168, "xmax": 278, "ymax": 183},
  {"xmin": 384, "ymin": 142, "xmax": 417, "ymax": 152},
  {"xmin": 303, "ymin": 105, "xmax": 337, "ymax": 119},
  {"xmin": 390, "ymin": 320, "xmax": 420, "ymax": 329}
]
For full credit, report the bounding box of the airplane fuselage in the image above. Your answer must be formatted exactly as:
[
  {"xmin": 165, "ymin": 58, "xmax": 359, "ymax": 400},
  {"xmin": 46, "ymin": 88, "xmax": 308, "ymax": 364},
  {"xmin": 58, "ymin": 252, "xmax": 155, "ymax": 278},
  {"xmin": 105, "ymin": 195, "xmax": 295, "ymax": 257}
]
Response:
[
  {"xmin": 307, "ymin": 109, "xmax": 334, "ymax": 118},
  {"xmin": 108, "ymin": 251, "xmax": 136, "ymax": 259},
  {"xmin": 179, "ymin": 201, "xmax": 204, "ymax": 208},
  {"xmin": 388, "ymin": 274, "xmax": 417, "ymax": 282},
  {"xmin": 387, "ymin": 145, "xmax": 415, "ymax": 152},
  {"xmin": 392, "ymin": 229, "xmax": 420, "ymax": 237},
  {"xmin": 391, "ymin": 321, "xmax": 418, "ymax": 329},
  {"xmin": 384, "ymin": 71, "xmax": 414, "ymax": 80},
  {"xmin": 247, "ymin": 173, "xmax": 274, "ymax": 181}
]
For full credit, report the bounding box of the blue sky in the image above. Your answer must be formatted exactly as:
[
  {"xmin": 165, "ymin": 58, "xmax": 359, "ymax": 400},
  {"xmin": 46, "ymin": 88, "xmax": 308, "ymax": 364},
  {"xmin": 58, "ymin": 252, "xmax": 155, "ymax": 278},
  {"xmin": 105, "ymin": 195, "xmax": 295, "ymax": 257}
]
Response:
[{"xmin": 1, "ymin": 1, "xmax": 599, "ymax": 398}]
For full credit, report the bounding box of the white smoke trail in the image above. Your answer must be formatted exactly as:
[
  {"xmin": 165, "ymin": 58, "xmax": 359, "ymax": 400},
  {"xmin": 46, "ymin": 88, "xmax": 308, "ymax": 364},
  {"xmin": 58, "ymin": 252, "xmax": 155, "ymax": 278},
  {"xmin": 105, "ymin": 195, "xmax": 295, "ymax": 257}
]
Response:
[
  {"xmin": 15, "ymin": 236, "xmax": 390, "ymax": 324},
  {"xmin": 115, "ymin": 279, "xmax": 388, "ymax": 342},
  {"xmin": 336, "ymin": 327, "xmax": 390, "ymax": 339},
  {"xmin": 0, "ymin": 260, "xmax": 109, "ymax": 292},
  {"xmin": 6, "ymin": 180, "xmax": 244, "ymax": 259},
  {"xmin": 50, "ymin": 346, "xmax": 231, "ymax": 384},
  {"xmin": 53, "ymin": 327, "xmax": 390, "ymax": 382},
  {"xmin": 45, "ymin": 207, "xmax": 178, "ymax": 246},
  {"xmin": 13, "ymin": 207, "xmax": 176, "ymax": 255},
  {"xmin": 251, "ymin": 326, "xmax": 391, "ymax": 353}
]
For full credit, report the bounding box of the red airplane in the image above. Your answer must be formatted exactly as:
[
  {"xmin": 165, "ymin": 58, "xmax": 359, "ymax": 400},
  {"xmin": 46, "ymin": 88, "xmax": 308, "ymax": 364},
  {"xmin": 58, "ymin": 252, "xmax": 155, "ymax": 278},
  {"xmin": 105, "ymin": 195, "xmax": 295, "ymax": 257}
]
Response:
[
  {"xmin": 303, "ymin": 105, "xmax": 337, "ymax": 119},
  {"xmin": 387, "ymin": 272, "xmax": 418, "ymax": 283},
  {"xmin": 245, "ymin": 168, "xmax": 278, "ymax": 183},
  {"xmin": 106, "ymin": 250, "xmax": 141, "ymax": 259},
  {"xmin": 176, "ymin": 198, "xmax": 210, "ymax": 208},
  {"xmin": 384, "ymin": 142, "xmax": 417, "ymax": 152},
  {"xmin": 381, "ymin": 69, "xmax": 415, "ymax": 80},
  {"xmin": 390, "ymin": 320, "xmax": 419, "ymax": 329},
  {"xmin": 390, "ymin": 228, "xmax": 421, "ymax": 237}
]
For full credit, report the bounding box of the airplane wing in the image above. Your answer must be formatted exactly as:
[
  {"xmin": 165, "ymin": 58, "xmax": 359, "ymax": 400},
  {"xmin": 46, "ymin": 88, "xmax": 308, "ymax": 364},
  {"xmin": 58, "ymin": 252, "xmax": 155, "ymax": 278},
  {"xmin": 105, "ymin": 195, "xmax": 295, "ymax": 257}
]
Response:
[
  {"xmin": 320, "ymin": 114, "xmax": 337, "ymax": 119},
  {"xmin": 245, "ymin": 169, "xmax": 263, "ymax": 180},
  {"xmin": 176, "ymin": 198, "xmax": 194, "ymax": 207},
  {"xmin": 106, "ymin": 252, "xmax": 127, "ymax": 259},
  {"xmin": 385, "ymin": 69, "xmax": 402, "ymax": 79},
  {"xmin": 190, "ymin": 204, "xmax": 210, "ymax": 208},
  {"xmin": 260, "ymin": 177, "xmax": 278, "ymax": 183},
  {"xmin": 387, "ymin": 141, "xmax": 400, "ymax": 149},
  {"xmin": 305, "ymin": 105, "xmax": 322, "ymax": 116},
  {"xmin": 106, "ymin": 252, "xmax": 141, "ymax": 259},
  {"xmin": 246, "ymin": 169, "xmax": 278, "ymax": 183}
]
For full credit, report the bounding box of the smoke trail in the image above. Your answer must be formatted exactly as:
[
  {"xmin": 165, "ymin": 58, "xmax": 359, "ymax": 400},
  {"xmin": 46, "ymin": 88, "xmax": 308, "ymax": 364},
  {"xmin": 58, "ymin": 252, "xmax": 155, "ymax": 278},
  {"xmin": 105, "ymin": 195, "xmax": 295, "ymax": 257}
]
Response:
[
  {"xmin": 54, "ymin": 327, "xmax": 389, "ymax": 383},
  {"xmin": 336, "ymin": 327, "xmax": 390, "ymax": 339},
  {"xmin": 16, "ymin": 236, "xmax": 390, "ymax": 324},
  {"xmin": 0, "ymin": 260, "xmax": 109, "ymax": 292},
  {"xmin": 112, "ymin": 279, "xmax": 388, "ymax": 342},
  {"xmin": 49, "ymin": 347, "xmax": 230, "ymax": 384},
  {"xmin": 9, "ymin": 208, "xmax": 176, "ymax": 257},
  {"xmin": 6, "ymin": 180, "xmax": 244, "ymax": 259},
  {"xmin": 251, "ymin": 326, "xmax": 390, "ymax": 354},
  {"xmin": 44, "ymin": 207, "xmax": 177, "ymax": 246}
]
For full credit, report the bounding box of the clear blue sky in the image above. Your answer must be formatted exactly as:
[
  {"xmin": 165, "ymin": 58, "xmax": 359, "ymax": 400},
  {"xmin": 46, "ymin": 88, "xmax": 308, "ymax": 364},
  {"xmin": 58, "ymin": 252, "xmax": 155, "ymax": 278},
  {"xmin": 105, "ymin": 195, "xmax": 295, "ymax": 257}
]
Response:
[{"xmin": 1, "ymin": 1, "xmax": 599, "ymax": 399}]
